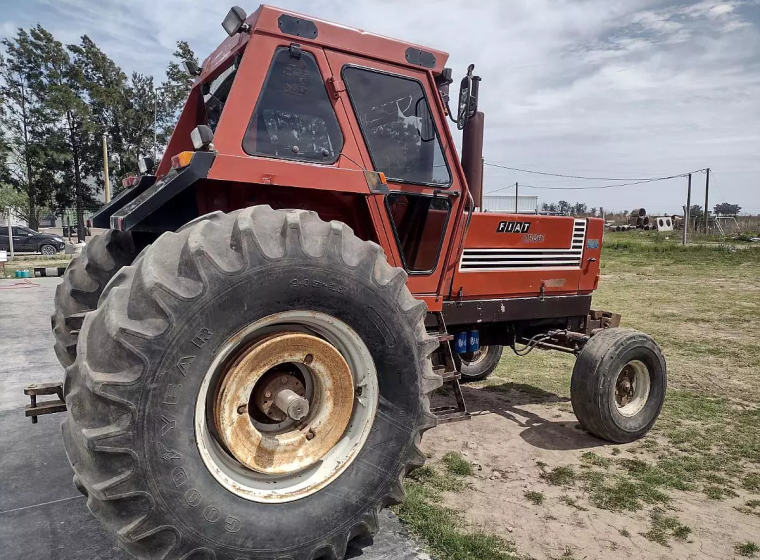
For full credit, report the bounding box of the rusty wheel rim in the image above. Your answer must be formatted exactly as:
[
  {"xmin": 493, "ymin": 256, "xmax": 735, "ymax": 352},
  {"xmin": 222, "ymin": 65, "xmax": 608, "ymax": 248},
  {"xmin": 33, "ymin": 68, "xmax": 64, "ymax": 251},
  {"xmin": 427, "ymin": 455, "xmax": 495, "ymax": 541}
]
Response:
[
  {"xmin": 213, "ymin": 332, "xmax": 354, "ymax": 475},
  {"xmin": 195, "ymin": 311, "xmax": 378, "ymax": 503},
  {"xmin": 614, "ymin": 360, "xmax": 650, "ymax": 417}
]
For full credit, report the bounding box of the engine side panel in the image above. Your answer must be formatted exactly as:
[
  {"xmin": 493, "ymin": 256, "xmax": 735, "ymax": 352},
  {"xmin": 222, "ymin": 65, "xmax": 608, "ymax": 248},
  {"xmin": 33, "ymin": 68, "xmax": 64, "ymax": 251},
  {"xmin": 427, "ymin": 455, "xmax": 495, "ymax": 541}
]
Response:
[{"xmin": 450, "ymin": 213, "xmax": 603, "ymax": 299}]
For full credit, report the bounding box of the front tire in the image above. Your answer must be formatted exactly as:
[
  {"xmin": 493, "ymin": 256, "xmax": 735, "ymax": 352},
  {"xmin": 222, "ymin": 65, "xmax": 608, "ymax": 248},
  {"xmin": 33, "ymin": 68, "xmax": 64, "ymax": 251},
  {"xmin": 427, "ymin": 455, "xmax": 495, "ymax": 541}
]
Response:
[
  {"xmin": 62, "ymin": 207, "xmax": 441, "ymax": 560},
  {"xmin": 571, "ymin": 328, "xmax": 666, "ymax": 443},
  {"xmin": 453, "ymin": 345, "xmax": 503, "ymax": 382}
]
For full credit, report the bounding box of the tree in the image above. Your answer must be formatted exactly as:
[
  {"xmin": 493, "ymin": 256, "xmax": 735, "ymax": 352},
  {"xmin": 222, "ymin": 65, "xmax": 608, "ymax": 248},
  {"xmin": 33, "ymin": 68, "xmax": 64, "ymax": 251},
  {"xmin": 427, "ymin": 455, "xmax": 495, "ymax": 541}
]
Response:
[
  {"xmin": 557, "ymin": 200, "xmax": 570, "ymax": 215},
  {"xmin": 541, "ymin": 202, "xmax": 549, "ymax": 211},
  {"xmin": 573, "ymin": 202, "xmax": 587, "ymax": 216},
  {"xmin": 591, "ymin": 207, "xmax": 597, "ymax": 217},
  {"xmin": 35, "ymin": 26, "xmax": 98, "ymax": 241},
  {"xmin": 714, "ymin": 203, "xmax": 741, "ymax": 216},
  {"xmin": 157, "ymin": 41, "xmax": 198, "ymax": 149},
  {"xmin": 548, "ymin": 203, "xmax": 557, "ymax": 213},
  {"xmin": 68, "ymin": 36, "xmax": 155, "ymax": 192},
  {"xmin": 0, "ymin": 30, "xmax": 60, "ymax": 229}
]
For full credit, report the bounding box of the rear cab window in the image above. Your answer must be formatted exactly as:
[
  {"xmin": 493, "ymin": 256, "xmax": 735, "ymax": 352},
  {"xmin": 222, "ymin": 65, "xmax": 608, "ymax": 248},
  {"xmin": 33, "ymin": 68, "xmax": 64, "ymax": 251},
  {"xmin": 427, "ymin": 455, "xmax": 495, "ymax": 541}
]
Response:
[{"xmin": 243, "ymin": 48, "xmax": 343, "ymax": 163}]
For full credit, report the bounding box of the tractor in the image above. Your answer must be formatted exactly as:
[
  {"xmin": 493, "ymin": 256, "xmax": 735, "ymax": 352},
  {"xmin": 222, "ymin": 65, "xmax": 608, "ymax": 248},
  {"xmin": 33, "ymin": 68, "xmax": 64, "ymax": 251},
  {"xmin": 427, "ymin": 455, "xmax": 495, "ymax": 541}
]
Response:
[{"xmin": 34, "ymin": 5, "xmax": 667, "ymax": 560}]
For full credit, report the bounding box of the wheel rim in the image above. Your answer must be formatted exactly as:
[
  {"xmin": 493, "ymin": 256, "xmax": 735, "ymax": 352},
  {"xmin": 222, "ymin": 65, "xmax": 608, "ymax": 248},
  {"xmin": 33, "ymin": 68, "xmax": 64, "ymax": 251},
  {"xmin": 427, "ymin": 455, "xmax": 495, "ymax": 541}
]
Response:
[
  {"xmin": 614, "ymin": 360, "xmax": 651, "ymax": 417},
  {"xmin": 41, "ymin": 245, "xmax": 56, "ymax": 256},
  {"xmin": 195, "ymin": 310, "xmax": 378, "ymax": 503},
  {"xmin": 461, "ymin": 346, "xmax": 489, "ymax": 366}
]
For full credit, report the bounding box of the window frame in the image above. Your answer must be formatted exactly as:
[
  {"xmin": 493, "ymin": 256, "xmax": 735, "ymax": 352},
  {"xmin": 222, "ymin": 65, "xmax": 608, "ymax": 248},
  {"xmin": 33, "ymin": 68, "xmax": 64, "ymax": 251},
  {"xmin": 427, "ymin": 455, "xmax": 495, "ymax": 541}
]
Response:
[
  {"xmin": 341, "ymin": 64, "xmax": 453, "ymax": 189},
  {"xmin": 384, "ymin": 191, "xmax": 452, "ymax": 275},
  {"xmin": 242, "ymin": 46, "xmax": 344, "ymax": 165}
]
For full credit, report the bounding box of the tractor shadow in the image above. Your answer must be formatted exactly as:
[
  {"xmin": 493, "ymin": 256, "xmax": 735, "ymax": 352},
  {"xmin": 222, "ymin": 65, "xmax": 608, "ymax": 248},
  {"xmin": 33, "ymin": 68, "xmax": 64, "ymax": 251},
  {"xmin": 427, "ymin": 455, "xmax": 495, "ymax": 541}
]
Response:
[{"xmin": 433, "ymin": 382, "xmax": 607, "ymax": 451}]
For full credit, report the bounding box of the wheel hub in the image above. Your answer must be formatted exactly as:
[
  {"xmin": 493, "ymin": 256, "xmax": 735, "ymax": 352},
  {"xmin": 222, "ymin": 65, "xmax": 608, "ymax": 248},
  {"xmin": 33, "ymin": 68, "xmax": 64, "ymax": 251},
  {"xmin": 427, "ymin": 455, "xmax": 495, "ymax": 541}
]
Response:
[
  {"xmin": 614, "ymin": 360, "xmax": 651, "ymax": 417},
  {"xmin": 214, "ymin": 332, "xmax": 355, "ymax": 475}
]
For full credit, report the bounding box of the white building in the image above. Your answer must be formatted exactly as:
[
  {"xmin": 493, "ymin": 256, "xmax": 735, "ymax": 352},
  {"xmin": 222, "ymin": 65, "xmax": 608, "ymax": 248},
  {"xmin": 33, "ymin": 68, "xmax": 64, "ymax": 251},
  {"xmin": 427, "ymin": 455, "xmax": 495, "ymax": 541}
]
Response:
[{"xmin": 481, "ymin": 195, "xmax": 539, "ymax": 214}]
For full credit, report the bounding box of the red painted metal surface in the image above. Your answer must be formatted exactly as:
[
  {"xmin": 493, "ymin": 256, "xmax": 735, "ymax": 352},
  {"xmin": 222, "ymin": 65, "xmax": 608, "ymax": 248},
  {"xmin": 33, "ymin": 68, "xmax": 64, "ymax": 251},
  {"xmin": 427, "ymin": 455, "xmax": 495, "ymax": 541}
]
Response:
[{"xmin": 151, "ymin": 5, "xmax": 604, "ymax": 307}]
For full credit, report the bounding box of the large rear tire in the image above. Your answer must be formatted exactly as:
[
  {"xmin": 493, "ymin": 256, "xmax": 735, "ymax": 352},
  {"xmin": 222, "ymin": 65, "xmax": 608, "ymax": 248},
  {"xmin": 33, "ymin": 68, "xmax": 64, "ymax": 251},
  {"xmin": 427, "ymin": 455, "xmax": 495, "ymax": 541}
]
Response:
[
  {"xmin": 571, "ymin": 328, "xmax": 666, "ymax": 443},
  {"xmin": 61, "ymin": 207, "xmax": 441, "ymax": 560},
  {"xmin": 51, "ymin": 230, "xmax": 137, "ymax": 368}
]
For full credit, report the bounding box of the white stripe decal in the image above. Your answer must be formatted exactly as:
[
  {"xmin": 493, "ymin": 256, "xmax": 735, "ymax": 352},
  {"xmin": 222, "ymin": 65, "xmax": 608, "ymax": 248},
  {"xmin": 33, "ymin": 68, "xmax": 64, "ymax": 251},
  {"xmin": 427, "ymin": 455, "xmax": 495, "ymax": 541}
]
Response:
[{"xmin": 460, "ymin": 219, "xmax": 587, "ymax": 271}]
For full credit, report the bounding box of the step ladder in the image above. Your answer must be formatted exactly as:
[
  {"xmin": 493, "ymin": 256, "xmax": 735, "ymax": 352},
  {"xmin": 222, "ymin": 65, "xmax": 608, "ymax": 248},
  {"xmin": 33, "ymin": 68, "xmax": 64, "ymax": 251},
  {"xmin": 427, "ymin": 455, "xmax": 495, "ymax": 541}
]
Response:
[{"xmin": 430, "ymin": 312, "xmax": 471, "ymax": 424}]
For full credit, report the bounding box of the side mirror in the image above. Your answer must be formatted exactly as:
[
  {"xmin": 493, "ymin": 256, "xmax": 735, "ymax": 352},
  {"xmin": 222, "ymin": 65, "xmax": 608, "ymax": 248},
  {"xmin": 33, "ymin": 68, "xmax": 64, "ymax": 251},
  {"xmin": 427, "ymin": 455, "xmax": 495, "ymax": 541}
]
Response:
[
  {"xmin": 457, "ymin": 64, "xmax": 480, "ymax": 130},
  {"xmin": 222, "ymin": 6, "xmax": 250, "ymax": 37}
]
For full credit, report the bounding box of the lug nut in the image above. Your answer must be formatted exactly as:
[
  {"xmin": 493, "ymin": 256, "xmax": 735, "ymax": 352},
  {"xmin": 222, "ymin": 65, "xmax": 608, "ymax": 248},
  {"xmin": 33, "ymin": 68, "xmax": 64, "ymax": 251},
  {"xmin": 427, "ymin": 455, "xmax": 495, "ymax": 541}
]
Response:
[
  {"xmin": 304, "ymin": 354, "xmax": 313, "ymax": 365},
  {"xmin": 237, "ymin": 404, "xmax": 247, "ymax": 415},
  {"xmin": 306, "ymin": 430, "xmax": 315, "ymax": 441}
]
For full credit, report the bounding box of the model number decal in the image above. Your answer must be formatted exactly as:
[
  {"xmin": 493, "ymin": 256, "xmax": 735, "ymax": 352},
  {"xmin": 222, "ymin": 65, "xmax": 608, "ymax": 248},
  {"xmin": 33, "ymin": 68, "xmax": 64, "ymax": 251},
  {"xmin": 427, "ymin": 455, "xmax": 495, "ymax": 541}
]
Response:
[
  {"xmin": 522, "ymin": 233, "xmax": 544, "ymax": 243},
  {"xmin": 497, "ymin": 221, "xmax": 531, "ymax": 233}
]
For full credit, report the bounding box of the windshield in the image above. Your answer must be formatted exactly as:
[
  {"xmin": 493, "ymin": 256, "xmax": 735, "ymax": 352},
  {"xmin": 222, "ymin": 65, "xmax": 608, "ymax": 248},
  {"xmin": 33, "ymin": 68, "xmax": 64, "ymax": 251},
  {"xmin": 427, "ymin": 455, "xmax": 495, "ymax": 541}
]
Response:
[{"xmin": 204, "ymin": 64, "xmax": 238, "ymax": 132}]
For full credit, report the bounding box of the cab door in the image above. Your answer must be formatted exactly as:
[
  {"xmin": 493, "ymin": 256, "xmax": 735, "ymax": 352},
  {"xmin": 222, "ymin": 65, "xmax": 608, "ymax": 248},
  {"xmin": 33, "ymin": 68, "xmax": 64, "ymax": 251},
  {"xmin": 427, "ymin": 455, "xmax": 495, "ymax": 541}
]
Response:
[{"xmin": 323, "ymin": 50, "xmax": 464, "ymax": 297}]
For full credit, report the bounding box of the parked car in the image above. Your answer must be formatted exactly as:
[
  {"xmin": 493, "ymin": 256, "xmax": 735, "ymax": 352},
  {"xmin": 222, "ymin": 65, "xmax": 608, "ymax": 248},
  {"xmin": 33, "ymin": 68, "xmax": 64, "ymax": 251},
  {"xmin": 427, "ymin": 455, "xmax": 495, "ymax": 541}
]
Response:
[{"xmin": 0, "ymin": 225, "xmax": 66, "ymax": 255}]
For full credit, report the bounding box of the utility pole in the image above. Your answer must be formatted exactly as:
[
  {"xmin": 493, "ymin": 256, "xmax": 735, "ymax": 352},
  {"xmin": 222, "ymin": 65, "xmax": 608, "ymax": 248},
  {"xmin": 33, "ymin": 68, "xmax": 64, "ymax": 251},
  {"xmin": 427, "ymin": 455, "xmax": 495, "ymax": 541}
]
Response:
[
  {"xmin": 153, "ymin": 86, "xmax": 164, "ymax": 161},
  {"xmin": 102, "ymin": 134, "xmax": 111, "ymax": 203},
  {"xmin": 703, "ymin": 168, "xmax": 710, "ymax": 234},
  {"xmin": 7, "ymin": 209, "xmax": 14, "ymax": 259},
  {"xmin": 682, "ymin": 173, "xmax": 691, "ymax": 246},
  {"xmin": 514, "ymin": 182, "xmax": 519, "ymax": 214}
]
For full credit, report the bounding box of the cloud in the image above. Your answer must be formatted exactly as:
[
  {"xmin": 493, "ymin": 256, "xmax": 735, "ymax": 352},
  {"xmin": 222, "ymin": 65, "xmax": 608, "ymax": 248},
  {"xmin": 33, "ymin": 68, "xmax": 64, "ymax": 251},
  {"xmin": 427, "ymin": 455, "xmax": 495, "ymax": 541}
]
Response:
[{"xmin": 2, "ymin": 0, "xmax": 759, "ymax": 212}]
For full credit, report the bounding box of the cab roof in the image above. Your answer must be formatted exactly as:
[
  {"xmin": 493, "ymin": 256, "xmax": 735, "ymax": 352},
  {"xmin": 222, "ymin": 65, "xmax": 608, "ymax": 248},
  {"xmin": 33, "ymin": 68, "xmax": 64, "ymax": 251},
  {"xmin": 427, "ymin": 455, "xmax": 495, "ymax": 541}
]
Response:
[{"xmin": 201, "ymin": 5, "xmax": 449, "ymax": 80}]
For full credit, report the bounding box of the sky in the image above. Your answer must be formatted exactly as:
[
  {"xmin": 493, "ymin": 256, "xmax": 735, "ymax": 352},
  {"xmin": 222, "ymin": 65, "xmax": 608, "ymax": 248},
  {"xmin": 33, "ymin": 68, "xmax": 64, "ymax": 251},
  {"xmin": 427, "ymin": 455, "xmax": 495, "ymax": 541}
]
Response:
[{"xmin": 1, "ymin": 0, "xmax": 759, "ymax": 214}]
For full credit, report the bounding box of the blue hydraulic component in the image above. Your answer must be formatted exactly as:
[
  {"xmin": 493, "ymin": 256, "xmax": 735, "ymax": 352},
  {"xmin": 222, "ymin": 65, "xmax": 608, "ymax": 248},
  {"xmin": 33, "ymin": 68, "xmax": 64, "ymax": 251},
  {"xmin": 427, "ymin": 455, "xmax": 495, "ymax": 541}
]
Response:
[
  {"xmin": 454, "ymin": 332, "xmax": 468, "ymax": 354},
  {"xmin": 467, "ymin": 330, "xmax": 480, "ymax": 353}
]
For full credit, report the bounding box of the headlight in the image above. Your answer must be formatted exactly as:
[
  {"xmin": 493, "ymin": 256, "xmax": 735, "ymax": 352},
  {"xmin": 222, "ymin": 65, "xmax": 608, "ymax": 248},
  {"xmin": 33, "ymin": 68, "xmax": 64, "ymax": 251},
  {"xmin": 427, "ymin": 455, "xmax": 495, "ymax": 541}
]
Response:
[
  {"xmin": 138, "ymin": 157, "xmax": 155, "ymax": 174},
  {"xmin": 191, "ymin": 125, "xmax": 214, "ymax": 151}
]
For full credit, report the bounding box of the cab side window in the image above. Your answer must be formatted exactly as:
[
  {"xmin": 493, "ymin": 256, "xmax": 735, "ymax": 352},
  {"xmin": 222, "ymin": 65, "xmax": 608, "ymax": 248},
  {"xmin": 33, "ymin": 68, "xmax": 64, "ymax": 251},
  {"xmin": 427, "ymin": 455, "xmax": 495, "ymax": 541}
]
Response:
[
  {"xmin": 386, "ymin": 193, "xmax": 451, "ymax": 273},
  {"xmin": 243, "ymin": 48, "xmax": 343, "ymax": 164}
]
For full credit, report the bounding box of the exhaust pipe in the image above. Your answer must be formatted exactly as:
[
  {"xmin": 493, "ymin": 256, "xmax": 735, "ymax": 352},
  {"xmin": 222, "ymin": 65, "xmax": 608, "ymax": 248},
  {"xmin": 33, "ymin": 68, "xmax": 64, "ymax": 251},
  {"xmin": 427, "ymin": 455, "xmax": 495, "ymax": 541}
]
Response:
[{"xmin": 461, "ymin": 110, "xmax": 484, "ymax": 209}]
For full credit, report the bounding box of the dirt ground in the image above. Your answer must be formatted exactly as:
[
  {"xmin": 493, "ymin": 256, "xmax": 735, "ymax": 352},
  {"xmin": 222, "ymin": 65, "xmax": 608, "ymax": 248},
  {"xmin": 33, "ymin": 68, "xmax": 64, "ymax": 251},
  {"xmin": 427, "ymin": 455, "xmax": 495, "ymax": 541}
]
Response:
[
  {"xmin": 424, "ymin": 392, "xmax": 757, "ymax": 560},
  {"xmin": 416, "ymin": 239, "xmax": 760, "ymax": 560}
]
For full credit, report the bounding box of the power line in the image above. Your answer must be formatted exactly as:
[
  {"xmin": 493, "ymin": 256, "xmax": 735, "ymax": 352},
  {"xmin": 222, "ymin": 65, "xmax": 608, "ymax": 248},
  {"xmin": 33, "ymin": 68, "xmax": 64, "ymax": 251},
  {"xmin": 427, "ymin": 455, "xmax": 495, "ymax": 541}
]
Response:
[
  {"xmin": 483, "ymin": 162, "xmax": 706, "ymax": 181},
  {"xmin": 484, "ymin": 176, "xmax": 685, "ymax": 194}
]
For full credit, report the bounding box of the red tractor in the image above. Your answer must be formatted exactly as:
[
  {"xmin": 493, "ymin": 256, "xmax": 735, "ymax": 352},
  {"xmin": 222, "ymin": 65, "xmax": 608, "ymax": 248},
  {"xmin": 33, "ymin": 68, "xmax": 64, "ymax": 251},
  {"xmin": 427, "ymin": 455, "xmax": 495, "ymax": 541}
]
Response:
[{"xmin": 39, "ymin": 6, "xmax": 666, "ymax": 560}]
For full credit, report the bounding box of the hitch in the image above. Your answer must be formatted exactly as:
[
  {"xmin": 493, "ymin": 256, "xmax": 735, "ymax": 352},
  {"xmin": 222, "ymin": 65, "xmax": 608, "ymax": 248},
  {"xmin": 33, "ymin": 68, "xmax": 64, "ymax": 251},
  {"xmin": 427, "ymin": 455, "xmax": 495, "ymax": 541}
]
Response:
[{"xmin": 24, "ymin": 382, "xmax": 66, "ymax": 423}]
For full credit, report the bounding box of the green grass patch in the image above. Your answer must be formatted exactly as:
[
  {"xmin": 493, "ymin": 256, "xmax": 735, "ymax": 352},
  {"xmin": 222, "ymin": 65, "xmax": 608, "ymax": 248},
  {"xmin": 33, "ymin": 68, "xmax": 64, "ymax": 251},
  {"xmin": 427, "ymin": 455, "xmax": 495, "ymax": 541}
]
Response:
[
  {"xmin": 703, "ymin": 485, "xmax": 738, "ymax": 500},
  {"xmin": 581, "ymin": 471, "xmax": 670, "ymax": 512},
  {"xmin": 410, "ymin": 466, "xmax": 468, "ymax": 493},
  {"xmin": 743, "ymin": 473, "xmax": 760, "ymax": 493},
  {"xmin": 442, "ymin": 452, "xmax": 473, "ymax": 477},
  {"xmin": 581, "ymin": 451, "xmax": 612, "ymax": 468},
  {"xmin": 559, "ymin": 495, "xmax": 588, "ymax": 511},
  {"xmin": 541, "ymin": 465, "xmax": 576, "ymax": 487},
  {"xmin": 641, "ymin": 507, "xmax": 691, "ymax": 546},
  {"xmin": 396, "ymin": 467, "xmax": 518, "ymax": 560},
  {"xmin": 736, "ymin": 542, "xmax": 760, "ymax": 558},
  {"xmin": 524, "ymin": 491, "xmax": 545, "ymax": 505},
  {"xmin": 618, "ymin": 528, "xmax": 631, "ymax": 538}
]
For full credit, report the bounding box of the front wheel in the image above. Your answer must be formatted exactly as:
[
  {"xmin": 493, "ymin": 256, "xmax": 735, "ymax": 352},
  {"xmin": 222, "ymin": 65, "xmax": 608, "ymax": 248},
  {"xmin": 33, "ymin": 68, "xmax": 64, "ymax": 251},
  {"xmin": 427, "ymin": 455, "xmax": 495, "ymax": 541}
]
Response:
[
  {"xmin": 40, "ymin": 244, "xmax": 58, "ymax": 256},
  {"xmin": 453, "ymin": 345, "xmax": 503, "ymax": 382},
  {"xmin": 571, "ymin": 328, "xmax": 666, "ymax": 443},
  {"xmin": 62, "ymin": 207, "xmax": 441, "ymax": 560}
]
